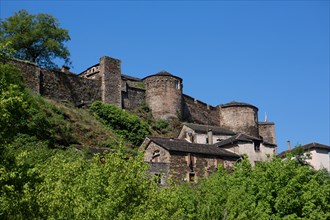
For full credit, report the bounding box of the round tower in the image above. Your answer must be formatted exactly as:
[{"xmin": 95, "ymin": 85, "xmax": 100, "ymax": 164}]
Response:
[
  {"xmin": 143, "ymin": 71, "xmax": 183, "ymax": 120},
  {"xmin": 218, "ymin": 102, "xmax": 259, "ymax": 137}
]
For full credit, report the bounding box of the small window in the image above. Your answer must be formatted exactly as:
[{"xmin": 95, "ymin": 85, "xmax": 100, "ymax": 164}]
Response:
[
  {"xmin": 254, "ymin": 142, "xmax": 260, "ymax": 152},
  {"xmin": 175, "ymin": 80, "xmax": 180, "ymax": 89},
  {"xmin": 154, "ymin": 173, "xmax": 162, "ymax": 184},
  {"xmin": 189, "ymin": 173, "xmax": 195, "ymax": 182}
]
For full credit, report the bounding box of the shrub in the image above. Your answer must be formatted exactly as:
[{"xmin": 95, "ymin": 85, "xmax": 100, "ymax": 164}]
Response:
[{"xmin": 90, "ymin": 101, "xmax": 150, "ymax": 146}]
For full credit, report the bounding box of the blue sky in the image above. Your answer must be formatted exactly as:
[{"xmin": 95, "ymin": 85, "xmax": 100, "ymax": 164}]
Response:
[{"xmin": 1, "ymin": 1, "xmax": 329, "ymax": 153}]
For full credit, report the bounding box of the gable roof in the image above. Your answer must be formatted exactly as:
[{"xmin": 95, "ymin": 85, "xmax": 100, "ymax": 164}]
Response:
[
  {"xmin": 216, "ymin": 133, "xmax": 261, "ymax": 147},
  {"xmin": 183, "ymin": 123, "xmax": 236, "ymax": 136},
  {"xmin": 278, "ymin": 142, "xmax": 330, "ymax": 158},
  {"xmin": 147, "ymin": 136, "xmax": 241, "ymax": 159}
]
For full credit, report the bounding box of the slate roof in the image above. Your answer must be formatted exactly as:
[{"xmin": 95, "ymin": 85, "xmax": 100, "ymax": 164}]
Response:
[
  {"xmin": 121, "ymin": 74, "xmax": 142, "ymax": 82},
  {"xmin": 216, "ymin": 133, "xmax": 262, "ymax": 147},
  {"xmin": 147, "ymin": 136, "xmax": 241, "ymax": 159},
  {"xmin": 277, "ymin": 142, "xmax": 330, "ymax": 158},
  {"xmin": 219, "ymin": 101, "xmax": 258, "ymax": 110},
  {"xmin": 143, "ymin": 70, "xmax": 182, "ymax": 81},
  {"xmin": 183, "ymin": 123, "xmax": 236, "ymax": 136}
]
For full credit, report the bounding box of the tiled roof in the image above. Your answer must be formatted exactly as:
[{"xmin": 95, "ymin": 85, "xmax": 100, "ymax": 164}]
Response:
[
  {"xmin": 216, "ymin": 133, "xmax": 261, "ymax": 147},
  {"xmin": 183, "ymin": 123, "xmax": 236, "ymax": 136},
  {"xmin": 147, "ymin": 136, "xmax": 241, "ymax": 159},
  {"xmin": 277, "ymin": 142, "xmax": 330, "ymax": 158}
]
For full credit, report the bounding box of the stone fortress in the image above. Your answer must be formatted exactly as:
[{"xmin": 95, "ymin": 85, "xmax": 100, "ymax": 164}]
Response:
[{"xmin": 13, "ymin": 55, "xmax": 276, "ymax": 145}]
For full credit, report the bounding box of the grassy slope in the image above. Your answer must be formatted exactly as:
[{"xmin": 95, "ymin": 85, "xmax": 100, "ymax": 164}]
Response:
[{"xmin": 39, "ymin": 98, "xmax": 124, "ymax": 149}]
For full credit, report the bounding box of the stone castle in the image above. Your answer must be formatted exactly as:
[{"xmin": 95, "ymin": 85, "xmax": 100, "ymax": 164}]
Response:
[{"xmin": 12, "ymin": 56, "xmax": 276, "ymax": 144}]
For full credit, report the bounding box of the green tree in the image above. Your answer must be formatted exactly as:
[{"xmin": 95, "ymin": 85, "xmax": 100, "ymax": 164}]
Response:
[
  {"xmin": 0, "ymin": 41, "xmax": 16, "ymax": 64},
  {"xmin": 0, "ymin": 9, "xmax": 71, "ymax": 68},
  {"xmin": 193, "ymin": 157, "xmax": 330, "ymax": 220}
]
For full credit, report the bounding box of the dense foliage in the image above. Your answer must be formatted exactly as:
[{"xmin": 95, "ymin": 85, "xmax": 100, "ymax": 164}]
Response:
[
  {"xmin": 90, "ymin": 101, "xmax": 150, "ymax": 146},
  {"xmin": 1, "ymin": 63, "xmax": 329, "ymax": 219},
  {"xmin": 0, "ymin": 10, "xmax": 70, "ymax": 68}
]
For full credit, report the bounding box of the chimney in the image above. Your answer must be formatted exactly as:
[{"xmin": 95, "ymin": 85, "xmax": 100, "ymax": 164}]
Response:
[
  {"xmin": 287, "ymin": 140, "xmax": 291, "ymax": 151},
  {"xmin": 61, "ymin": 65, "xmax": 70, "ymax": 73},
  {"xmin": 208, "ymin": 129, "xmax": 213, "ymax": 144}
]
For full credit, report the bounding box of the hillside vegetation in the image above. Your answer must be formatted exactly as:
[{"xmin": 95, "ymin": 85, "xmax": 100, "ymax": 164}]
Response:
[{"xmin": 1, "ymin": 64, "xmax": 330, "ymax": 219}]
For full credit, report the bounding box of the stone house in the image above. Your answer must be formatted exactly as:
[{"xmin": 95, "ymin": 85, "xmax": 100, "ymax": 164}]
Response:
[
  {"xmin": 278, "ymin": 142, "xmax": 330, "ymax": 172},
  {"xmin": 178, "ymin": 123, "xmax": 236, "ymax": 144},
  {"xmin": 177, "ymin": 123, "xmax": 277, "ymax": 166},
  {"xmin": 140, "ymin": 136, "xmax": 241, "ymax": 184}
]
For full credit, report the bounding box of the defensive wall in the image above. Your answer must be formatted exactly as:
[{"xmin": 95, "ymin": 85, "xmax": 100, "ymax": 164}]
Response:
[{"xmin": 11, "ymin": 56, "xmax": 276, "ymax": 144}]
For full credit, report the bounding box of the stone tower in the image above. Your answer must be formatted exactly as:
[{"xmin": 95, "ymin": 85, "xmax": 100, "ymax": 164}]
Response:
[
  {"xmin": 219, "ymin": 102, "xmax": 259, "ymax": 137},
  {"xmin": 258, "ymin": 122, "xmax": 276, "ymax": 144},
  {"xmin": 99, "ymin": 56, "xmax": 122, "ymax": 107},
  {"xmin": 143, "ymin": 71, "xmax": 183, "ymax": 119}
]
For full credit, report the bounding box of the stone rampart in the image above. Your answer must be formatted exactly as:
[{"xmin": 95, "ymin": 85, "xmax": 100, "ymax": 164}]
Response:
[
  {"xmin": 40, "ymin": 69, "xmax": 101, "ymax": 105},
  {"xmin": 122, "ymin": 86, "xmax": 145, "ymax": 109},
  {"xmin": 11, "ymin": 59, "xmax": 101, "ymax": 106},
  {"xmin": 182, "ymin": 94, "xmax": 219, "ymax": 125},
  {"xmin": 10, "ymin": 60, "xmax": 40, "ymax": 93}
]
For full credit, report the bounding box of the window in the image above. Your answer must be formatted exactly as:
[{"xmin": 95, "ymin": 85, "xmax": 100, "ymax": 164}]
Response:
[
  {"xmin": 254, "ymin": 142, "xmax": 260, "ymax": 152},
  {"xmin": 175, "ymin": 80, "xmax": 180, "ymax": 89},
  {"xmin": 189, "ymin": 173, "xmax": 195, "ymax": 182},
  {"xmin": 187, "ymin": 154, "xmax": 195, "ymax": 172},
  {"xmin": 154, "ymin": 173, "xmax": 162, "ymax": 184},
  {"xmin": 151, "ymin": 150, "xmax": 160, "ymax": 162}
]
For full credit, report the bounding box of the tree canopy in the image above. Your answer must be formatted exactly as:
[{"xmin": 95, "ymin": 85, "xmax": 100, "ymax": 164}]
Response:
[{"xmin": 0, "ymin": 10, "xmax": 71, "ymax": 68}]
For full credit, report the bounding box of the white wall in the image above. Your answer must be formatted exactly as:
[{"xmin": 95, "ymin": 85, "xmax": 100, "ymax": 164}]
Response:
[{"xmin": 306, "ymin": 149, "xmax": 330, "ymax": 172}]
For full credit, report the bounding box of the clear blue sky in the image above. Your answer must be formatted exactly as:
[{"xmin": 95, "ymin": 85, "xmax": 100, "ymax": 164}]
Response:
[{"xmin": 1, "ymin": 1, "xmax": 329, "ymax": 153}]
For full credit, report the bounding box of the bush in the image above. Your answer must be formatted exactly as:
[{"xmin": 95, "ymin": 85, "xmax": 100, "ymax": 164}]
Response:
[{"xmin": 90, "ymin": 101, "xmax": 150, "ymax": 146}]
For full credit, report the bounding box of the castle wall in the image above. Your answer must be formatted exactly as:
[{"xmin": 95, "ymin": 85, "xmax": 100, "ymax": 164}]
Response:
[
  {"xmin": 182, "ymin": 94, "xmax": 219, "ymax": 126},
  {"xmin": 144, "ymin": 75, "xmax": 182, "ymax": 119},
  {"xmin": 258, "ymin": 122, "xmax": 276, "ymax": 144},
  {"xmin": 10, "ymin": 60, "xmax": 40, "ymax": 93},
  {"xmin": 40, "ymin": 69, "xmax": 101, "ymax": 105},
  {"xmin": 11, "ymin": 59, "xmax": 101, "ymax": 105},
  {"xmin": 122, "ymin": 86, "xmax": 145, "ymax": 109}
]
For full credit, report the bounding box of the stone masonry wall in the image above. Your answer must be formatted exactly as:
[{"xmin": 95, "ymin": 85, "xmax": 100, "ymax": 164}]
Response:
[
  {"xmin": 258, "ymin": 122, "xmax": 276, "ymax": 144},
  {"xmin": 182, "ymin": 94, "xmax": 219, "ymax": 126},
  {"xmin": 100, "ymin": 56, "xmax": 122, "ymax": 107},
  {"xmin": 10, "ymin": 60, "xmax": 40, "ymax": 94},
  {"xmin": 169, "ymin": 152, "xmax": 233, "ymax": 182},
  {"xmin": 219, "ymin": 105, "xmax": 259, "ymax": 137},
  {"xmin": 11, "ymin": 59, "xmax": 101, "ymax": 105},
  {"xmin": 122, "ymin": 86, "xmax": 145, "ymax": 109},
  {"xmin": 40, "ymin": 69, "xmax": 101, "ymax": 105},
  {"xmin": 144, "ymin": 75, "xmax": 182, "ymax": 119}
]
